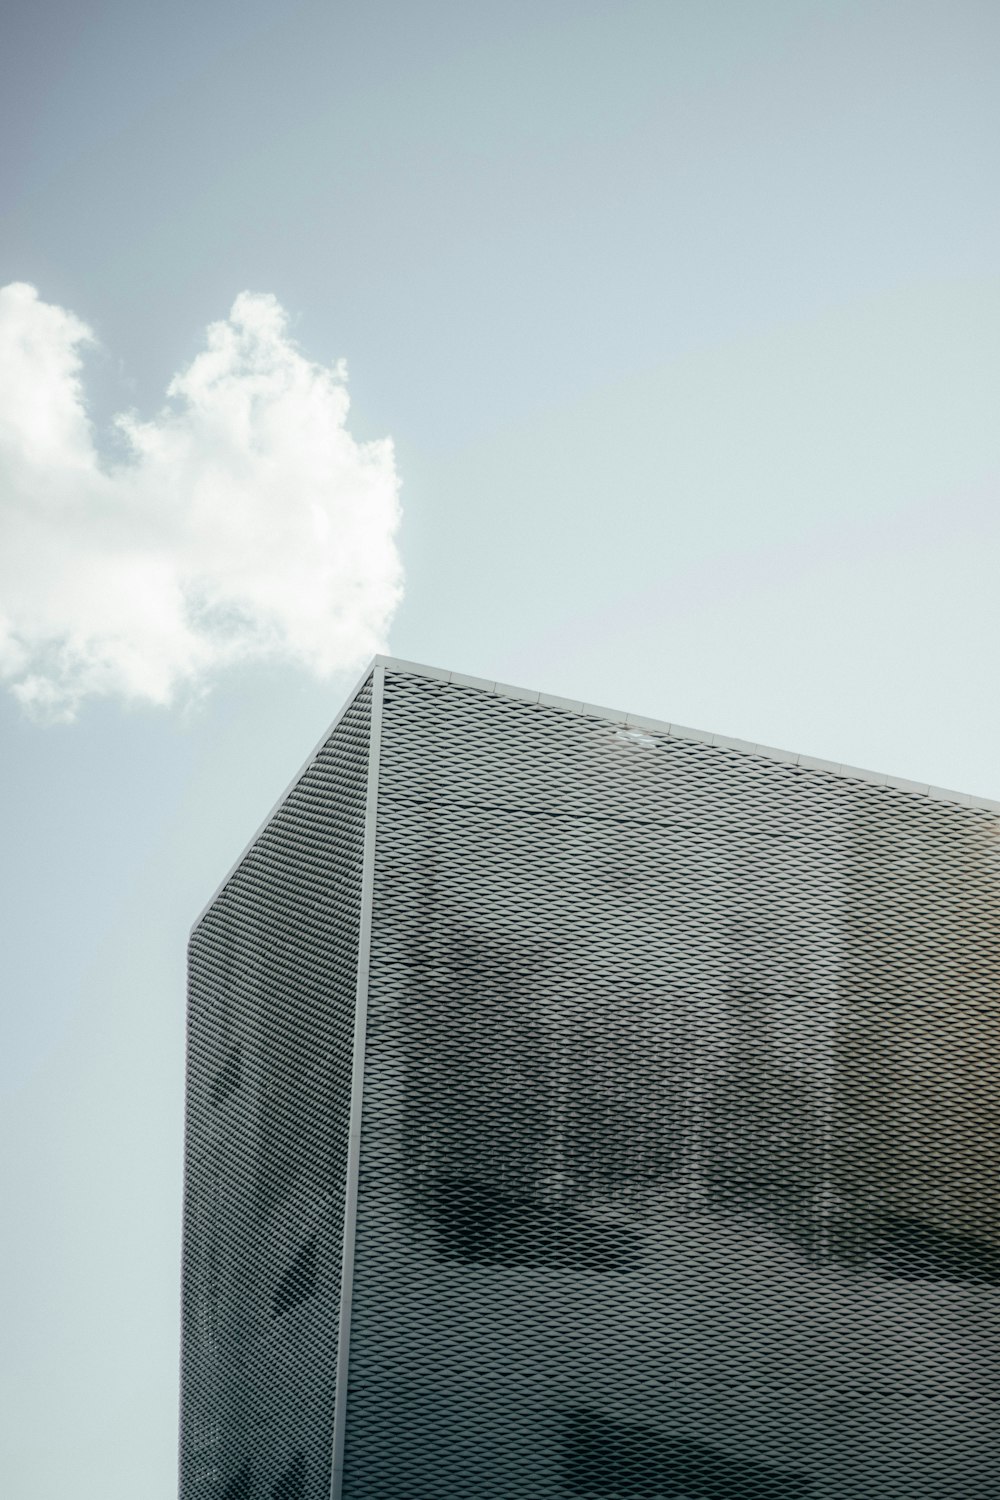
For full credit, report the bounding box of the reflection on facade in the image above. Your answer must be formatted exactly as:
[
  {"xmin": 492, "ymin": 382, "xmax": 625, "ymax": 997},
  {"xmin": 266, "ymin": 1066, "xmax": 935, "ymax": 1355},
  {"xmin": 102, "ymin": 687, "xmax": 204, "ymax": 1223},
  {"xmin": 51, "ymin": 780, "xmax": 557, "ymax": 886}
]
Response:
[{"xmin": 180, "ymin": 661, "xmax": 1000, "ymax": 1500}]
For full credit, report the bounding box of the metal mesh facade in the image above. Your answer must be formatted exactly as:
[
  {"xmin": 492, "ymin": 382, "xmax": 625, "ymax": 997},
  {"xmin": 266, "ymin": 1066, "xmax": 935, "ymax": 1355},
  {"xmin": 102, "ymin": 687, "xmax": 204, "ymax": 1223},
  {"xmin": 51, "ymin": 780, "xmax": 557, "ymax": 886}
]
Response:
[
  {"xmin": 181, "ymin": 660, "xmax": 1000, "ymax": 1499},
  {"xmin": 181, "ymin": 678, "xmax": 371, "ymax": 1500}
]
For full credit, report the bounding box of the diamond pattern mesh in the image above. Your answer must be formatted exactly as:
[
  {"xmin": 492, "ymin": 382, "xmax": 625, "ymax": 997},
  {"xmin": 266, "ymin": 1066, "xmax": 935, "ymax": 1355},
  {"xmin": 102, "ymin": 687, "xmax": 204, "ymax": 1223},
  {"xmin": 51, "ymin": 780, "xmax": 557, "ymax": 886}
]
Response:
[
  {"xmin": 182, "ymin": 663, "xmax": 1000, "ymax": 1499},
  {"xmin": 180, "ymin": 678, "xmax": 371, "ymax": 1500}
]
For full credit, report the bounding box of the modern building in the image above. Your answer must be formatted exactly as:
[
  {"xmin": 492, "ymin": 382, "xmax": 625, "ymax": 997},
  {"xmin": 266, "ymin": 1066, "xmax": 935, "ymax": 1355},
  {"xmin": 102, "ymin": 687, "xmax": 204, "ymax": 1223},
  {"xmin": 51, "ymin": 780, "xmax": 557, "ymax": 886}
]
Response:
[{"xmin": 180, "ymin": 657, "xmax": 1000, "ymax": 1500}]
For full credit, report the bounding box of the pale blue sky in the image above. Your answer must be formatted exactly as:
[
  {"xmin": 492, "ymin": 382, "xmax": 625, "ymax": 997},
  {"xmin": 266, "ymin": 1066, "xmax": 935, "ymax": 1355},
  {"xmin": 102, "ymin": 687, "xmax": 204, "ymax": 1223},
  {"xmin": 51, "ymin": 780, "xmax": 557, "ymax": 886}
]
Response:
[{"xmin": 2, "ymin": 3, "xmax": 1000, "ymax": 1496}]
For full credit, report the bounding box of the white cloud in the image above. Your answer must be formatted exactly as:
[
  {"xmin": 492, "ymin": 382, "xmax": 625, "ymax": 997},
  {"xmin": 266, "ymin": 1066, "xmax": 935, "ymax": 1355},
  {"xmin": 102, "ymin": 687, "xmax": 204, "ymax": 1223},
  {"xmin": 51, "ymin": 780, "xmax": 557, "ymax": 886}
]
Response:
[{"xmin": 0, "ymin": 283, "xmax": 403, "ymax": 720}]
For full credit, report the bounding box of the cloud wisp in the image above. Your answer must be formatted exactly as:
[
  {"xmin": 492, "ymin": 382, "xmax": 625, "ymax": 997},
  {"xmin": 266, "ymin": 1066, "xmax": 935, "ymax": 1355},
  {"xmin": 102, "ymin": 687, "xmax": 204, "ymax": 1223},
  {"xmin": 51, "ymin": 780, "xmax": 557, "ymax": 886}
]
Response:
[{"xmin": 0, "ymin": 283, "xmax": 403, "ymax": 719}]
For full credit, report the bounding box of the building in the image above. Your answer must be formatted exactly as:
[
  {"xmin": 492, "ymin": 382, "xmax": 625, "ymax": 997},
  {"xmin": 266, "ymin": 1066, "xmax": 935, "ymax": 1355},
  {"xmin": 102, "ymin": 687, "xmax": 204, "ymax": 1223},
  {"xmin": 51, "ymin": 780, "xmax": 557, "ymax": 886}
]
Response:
[{"xmin": 180, "ymin": 657, "xmax": 1000, "ymax": 1500}]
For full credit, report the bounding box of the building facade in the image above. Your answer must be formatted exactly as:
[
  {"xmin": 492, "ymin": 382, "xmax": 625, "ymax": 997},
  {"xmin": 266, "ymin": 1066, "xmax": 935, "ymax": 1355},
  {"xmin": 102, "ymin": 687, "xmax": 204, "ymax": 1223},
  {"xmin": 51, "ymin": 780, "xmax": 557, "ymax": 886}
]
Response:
[{"xmin": 180, "ymin": 658, "xmax": 1000, "ymax": 1499}]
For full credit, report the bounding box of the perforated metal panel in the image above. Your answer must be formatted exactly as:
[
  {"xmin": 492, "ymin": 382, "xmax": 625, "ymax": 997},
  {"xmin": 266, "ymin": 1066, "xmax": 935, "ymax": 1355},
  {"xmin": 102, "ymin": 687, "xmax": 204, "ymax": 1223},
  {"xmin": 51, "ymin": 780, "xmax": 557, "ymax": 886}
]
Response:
[
  {"xmin": 180, "ymin": 677, "xmax": 371, "ymax": 1500},
  {"xmin": 181, "ymin": 661, "xmax": 1000, "ymax": 1499}
]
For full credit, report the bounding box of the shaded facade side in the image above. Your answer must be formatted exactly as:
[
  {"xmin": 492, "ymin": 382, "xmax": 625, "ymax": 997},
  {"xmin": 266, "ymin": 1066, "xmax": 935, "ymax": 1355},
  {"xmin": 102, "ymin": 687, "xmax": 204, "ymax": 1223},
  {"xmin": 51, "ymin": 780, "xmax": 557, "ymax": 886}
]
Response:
[
  {"xmin": 179, "ymin": 677, "xmax": 372, "ymax": 1500},
  {"xmin": 341, "ymin": 667, "xmax": 1000, "ymax": 1499}
]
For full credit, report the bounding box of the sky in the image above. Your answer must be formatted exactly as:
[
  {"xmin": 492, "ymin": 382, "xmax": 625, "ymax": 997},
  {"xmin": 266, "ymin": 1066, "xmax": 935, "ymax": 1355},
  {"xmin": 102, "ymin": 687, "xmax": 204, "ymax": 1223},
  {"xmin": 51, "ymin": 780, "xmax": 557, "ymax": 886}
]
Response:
[{"xmin": 1, "ymin": 1, "xmax": 999, "ymax": 1495}]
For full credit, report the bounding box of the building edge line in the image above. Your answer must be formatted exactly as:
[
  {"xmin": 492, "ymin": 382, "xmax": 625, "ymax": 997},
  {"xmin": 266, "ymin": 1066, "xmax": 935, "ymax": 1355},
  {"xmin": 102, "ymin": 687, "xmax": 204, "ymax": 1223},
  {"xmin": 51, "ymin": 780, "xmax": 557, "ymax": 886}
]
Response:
[{"xmin": 329, "ymin": 662, "xmax": 384, "ymax": 1500}]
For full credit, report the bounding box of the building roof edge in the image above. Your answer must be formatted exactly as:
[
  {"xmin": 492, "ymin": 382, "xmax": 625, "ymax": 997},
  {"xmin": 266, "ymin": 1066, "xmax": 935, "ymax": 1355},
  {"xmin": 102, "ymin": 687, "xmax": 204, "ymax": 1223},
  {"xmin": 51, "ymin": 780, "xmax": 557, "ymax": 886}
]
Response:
[
  {"xmin": 190, "ymin": 651, "xmax": 1000, "ymax": 932},
  {"xmin": 372, "ymin": 654, "xmax": 1000, "ymax": 817}
]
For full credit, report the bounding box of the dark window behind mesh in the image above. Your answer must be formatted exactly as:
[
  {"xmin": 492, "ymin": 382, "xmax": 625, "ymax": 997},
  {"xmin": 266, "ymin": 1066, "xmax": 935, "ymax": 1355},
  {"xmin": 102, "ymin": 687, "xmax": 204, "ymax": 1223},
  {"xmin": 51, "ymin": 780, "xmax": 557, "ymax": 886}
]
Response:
[{"xmin": 343, "ymin": 669, "xmax": 1000, "ymax": 1498}]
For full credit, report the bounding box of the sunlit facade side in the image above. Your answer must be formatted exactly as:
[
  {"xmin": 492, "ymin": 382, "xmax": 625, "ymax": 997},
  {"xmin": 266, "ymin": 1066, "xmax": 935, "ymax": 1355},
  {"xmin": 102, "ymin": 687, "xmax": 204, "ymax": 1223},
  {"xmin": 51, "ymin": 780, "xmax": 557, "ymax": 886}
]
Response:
[{"xmin": 180, "ymin": 659, "xmax": 1000, "ymax": 1500}]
